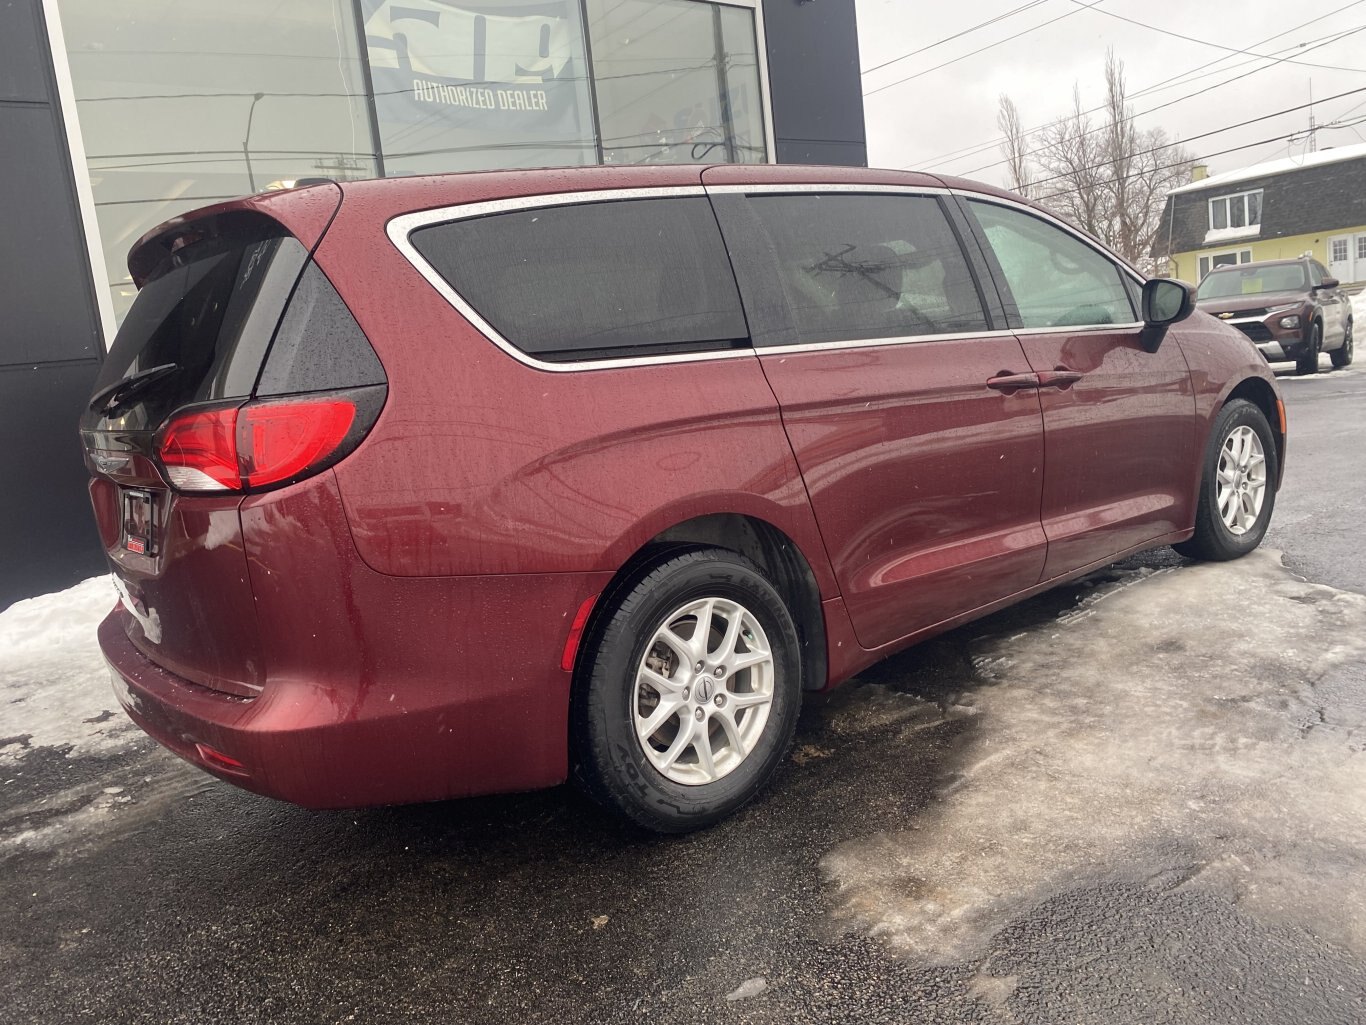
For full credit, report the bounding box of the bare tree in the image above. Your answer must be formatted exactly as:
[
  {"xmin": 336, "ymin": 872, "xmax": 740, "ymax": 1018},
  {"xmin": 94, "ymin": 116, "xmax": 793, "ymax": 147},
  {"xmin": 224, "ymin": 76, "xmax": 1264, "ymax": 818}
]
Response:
[
  {"xmin": 996, "ymin": 95, "xmax": 1031, "ymax": 197},
  {"xmin": 997, "ymin": 50, "xmax": 1192, "ymax": 271}
]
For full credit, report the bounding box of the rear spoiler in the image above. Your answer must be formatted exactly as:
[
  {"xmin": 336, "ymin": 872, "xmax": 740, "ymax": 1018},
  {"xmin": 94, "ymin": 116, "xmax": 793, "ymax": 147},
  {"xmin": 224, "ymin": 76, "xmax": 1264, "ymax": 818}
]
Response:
[{"xmin": 127, "ymin": 182, "xmax": 343, "ymax": 288}]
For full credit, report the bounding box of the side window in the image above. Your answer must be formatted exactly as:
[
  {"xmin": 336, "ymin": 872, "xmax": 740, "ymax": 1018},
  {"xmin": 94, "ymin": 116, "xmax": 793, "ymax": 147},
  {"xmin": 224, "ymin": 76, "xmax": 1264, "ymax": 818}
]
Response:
[
  {"xmin": 410, "ymin": 197, "xmax": 748, "ymax": 362},
  {"xmin": 1309, "ymin": 261, "xmax": 1326, "ymax": 286},
  {"xmin": 968, "ymin": 201, "xmax": 1136, "ymax": 329},
  {"xmin": 740, "ymin": 193, "xmax": 989, "ymax": 346}
]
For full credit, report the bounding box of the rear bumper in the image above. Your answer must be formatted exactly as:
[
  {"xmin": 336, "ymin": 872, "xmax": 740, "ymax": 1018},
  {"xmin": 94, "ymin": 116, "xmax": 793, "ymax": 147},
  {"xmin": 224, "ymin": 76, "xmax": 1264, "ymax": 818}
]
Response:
[
  {"xmin": 101, "ymin": 610, "xmax": 406, "ymax": 808},
  {"xmin": 100, "ymin": 567, "xmax": 612, "ymax": 809}
]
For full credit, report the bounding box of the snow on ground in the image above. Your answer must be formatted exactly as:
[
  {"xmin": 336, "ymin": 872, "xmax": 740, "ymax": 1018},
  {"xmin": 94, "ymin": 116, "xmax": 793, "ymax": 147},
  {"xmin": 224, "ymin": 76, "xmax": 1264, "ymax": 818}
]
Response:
[
  {"xmin": 0, "ymin": 575, "xmax": 138, "ymax": 764},
  {"xmin": 1354, "ymin": 289, "xmax": 1366, "ymax": 327},
  {"xmin": 822, "ymin": 549, "xmax": 1366, "ymax": 964}
]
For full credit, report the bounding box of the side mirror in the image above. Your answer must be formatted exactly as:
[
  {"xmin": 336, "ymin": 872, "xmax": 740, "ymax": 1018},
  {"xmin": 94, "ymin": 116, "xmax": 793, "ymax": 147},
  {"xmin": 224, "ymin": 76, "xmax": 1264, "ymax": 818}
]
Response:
[
  {"xmin": 1317, "ymin": 276, "xmax": 1340, "ymax": 290},
  {"xmin": 1139, "ymin": 278, "xmax": 1195, "ymax": 353}
]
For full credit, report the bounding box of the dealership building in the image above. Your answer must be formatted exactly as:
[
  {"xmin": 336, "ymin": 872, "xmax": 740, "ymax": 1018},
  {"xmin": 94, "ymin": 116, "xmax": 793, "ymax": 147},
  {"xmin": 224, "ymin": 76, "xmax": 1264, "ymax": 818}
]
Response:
[{"xmin": 0, "ymin": 0, "xmax": 867, "ymax": 608}]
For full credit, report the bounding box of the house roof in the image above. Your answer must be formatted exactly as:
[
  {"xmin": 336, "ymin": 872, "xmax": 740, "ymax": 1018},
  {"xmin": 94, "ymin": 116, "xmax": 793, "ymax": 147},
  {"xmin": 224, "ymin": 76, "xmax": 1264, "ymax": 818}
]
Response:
[{"xmin": 1167, "ymin": 141, "xmax": 1366, "ymax": 196}]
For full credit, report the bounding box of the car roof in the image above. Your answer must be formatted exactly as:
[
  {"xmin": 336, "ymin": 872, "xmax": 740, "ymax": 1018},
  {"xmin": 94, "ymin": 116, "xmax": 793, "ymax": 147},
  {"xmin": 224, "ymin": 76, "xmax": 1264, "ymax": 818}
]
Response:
[{"xmin": 332, "ymin": 162, "xmax": 1028, "ymax": 214}]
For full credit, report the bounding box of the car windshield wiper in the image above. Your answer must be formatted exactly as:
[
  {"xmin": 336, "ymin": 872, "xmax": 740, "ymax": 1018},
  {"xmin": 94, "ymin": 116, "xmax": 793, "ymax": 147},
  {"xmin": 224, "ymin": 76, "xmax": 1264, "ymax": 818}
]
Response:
[{"xmin": 89, "ymin": 363, "xmax": 180, "ymax": 417}]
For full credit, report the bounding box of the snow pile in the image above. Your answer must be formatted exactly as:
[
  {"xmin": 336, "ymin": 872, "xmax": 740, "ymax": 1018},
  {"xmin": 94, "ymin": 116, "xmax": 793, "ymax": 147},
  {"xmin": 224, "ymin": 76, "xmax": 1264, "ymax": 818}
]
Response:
[
  {"xmin": 0, "ymin": 575, "xmax": 139, "ymax": 763},
  {"xmin": 1353, "ymin": 289, "xmax": 1366, "ymax": 328},
  {"xmin": 822, "ymin": 550, "xmax": 1366, "ymax": 963}
]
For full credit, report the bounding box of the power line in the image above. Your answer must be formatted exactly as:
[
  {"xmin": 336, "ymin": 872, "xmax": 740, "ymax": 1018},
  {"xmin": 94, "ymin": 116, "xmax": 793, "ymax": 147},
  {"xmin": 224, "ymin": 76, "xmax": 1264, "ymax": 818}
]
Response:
[
  {"xmin": 1020, "ymin": 85, "xmax": 1366, "ymax": 191},
  {"xmin": 860, "ymin": 0, "xmax": 1052, "ymax": 76},
  {"xmin": 928, "ymin": 19, "xmax": 1366, "ymax": 172},
  {"xmin": 1039, "ymin": 120, "xmax": 1366, "ymax": 204},
  {"xmin": 904, "ymin": 1, "xmax": 1366, "ymax": 170},
  {"xmin": 953, "ymin": 22, "xmax": 1366, "ymax": 177},
  {"xmin": 1065, "ymin": 0, "xmax": 1366, "ymax": 74},
  {"xmin": 863, "ymin": 0, "xmax": 1107, "ymax": 99}
]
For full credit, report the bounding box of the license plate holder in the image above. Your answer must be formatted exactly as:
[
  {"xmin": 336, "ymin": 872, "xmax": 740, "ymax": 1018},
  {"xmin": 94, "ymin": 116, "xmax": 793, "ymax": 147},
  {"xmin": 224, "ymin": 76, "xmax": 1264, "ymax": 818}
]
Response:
[{"xmin": 121, "ymin": 489, "xmax": 156, "ymax": 556}]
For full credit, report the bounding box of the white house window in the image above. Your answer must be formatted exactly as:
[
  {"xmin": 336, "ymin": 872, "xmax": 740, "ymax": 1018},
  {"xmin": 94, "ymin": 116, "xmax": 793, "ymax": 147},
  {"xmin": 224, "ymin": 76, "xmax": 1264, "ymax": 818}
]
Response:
[
  {"xmin": 1208, "ymin": 190, "xmax": 1263, "ymax": 231},
  {"xmin": 1198, "ymin": 249, "xmax": 1252, "ymax": 280},
  {"xmin": 1357, "ymin": 236, "xmax": 1366, "ymax": 261},
  {"xmin": 1333, "ymin": 238, "xmax": 1350, "ymax": 263}
]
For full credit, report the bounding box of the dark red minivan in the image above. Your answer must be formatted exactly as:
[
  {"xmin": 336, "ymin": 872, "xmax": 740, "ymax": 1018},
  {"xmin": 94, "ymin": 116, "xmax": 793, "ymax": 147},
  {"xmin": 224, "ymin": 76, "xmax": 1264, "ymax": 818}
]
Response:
[{"xmin": 82, "ymin": 165, "xmax": 1285, "ymax": 831}]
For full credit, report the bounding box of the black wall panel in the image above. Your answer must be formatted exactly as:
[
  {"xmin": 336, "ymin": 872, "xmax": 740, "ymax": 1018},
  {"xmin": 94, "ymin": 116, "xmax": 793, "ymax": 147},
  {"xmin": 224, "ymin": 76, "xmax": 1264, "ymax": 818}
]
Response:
[
  {"xmin": 0, "ymin": 0, "xmax": 107, "ymax": 610},
  {"xmin": 762, "ymin": 0, "xmax": 868, "ymax": 167}
]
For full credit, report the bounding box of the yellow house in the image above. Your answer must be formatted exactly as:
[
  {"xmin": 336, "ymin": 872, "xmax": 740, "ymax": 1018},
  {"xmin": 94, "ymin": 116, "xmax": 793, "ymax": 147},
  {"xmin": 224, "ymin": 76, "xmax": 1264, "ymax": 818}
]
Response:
[{"xmin": 1157, "ymin": 142, "xmax": 1366, "ymax": 286}]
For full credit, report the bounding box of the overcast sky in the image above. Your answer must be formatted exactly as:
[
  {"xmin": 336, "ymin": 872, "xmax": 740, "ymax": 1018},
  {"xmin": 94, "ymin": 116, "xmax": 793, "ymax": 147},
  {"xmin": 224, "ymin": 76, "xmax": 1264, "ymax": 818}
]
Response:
[{"xmin": 854, "ymin": 0, "xmax": 1366, "ymax": 187}]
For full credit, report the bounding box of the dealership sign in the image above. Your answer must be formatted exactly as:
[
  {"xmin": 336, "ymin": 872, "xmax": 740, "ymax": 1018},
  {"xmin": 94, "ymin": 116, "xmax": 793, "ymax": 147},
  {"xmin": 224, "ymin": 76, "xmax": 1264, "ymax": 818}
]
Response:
[{"xmin": 362, "ymin": 0, "xmax": 587, "ymax": 157}]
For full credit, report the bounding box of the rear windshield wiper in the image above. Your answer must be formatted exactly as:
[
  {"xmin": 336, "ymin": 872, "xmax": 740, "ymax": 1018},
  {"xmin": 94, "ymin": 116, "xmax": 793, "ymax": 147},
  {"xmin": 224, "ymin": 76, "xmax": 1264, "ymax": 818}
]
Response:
[{"xmin": 89, "ymin": 363, "xmax": 180, "ymax": 417}]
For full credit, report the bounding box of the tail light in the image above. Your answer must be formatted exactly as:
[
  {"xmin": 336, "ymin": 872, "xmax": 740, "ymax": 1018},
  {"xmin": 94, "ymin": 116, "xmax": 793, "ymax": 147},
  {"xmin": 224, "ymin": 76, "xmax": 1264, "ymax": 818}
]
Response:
[{"xmin": 157, "ymin": 387, "xmax": 381, "ymax": 493}]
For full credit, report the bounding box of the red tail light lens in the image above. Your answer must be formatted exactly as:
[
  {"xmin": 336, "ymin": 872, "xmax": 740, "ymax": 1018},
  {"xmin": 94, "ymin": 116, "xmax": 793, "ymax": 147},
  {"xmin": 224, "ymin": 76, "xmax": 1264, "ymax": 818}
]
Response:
[
  {"xmin": 239, "ymin": 401, "xmax": 355, "ymax": 488},
  {"xmin": 158, "ymin": 396, "xmax": 359, "ymax": 492},
  {"xmin": 159, "ymin": 407, "xmax": 241, "ymax": 491}
]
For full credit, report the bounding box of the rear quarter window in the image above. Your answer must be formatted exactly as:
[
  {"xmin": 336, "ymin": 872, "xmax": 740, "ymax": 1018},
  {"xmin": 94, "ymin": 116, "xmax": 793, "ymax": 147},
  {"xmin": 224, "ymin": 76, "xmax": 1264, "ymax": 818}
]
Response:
[
  {"xmin": 256, "ymin": 262, "xmax": 385, "ymax": 395},
  {"xmin": 408, "ymin": 196, "xmax": 749, "ymax": 363}
]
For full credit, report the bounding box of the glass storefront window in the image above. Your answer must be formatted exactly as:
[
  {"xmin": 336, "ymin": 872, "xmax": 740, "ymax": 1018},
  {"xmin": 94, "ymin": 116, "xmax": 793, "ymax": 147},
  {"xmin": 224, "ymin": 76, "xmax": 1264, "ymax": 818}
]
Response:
[
  {"xmin": 586, "ymin": 0, "xmax": 766, "ymax": 165},
  {"xmin": 59, "ymin": 0, "xmax": 379, "ymax": 324},
  {"xmin": 361, "ymin": 1, "xmax": 599, "ymax": 176},
  {"xmin": 60, "ymin": 0, "xmax": 771, "ymax": 326}
]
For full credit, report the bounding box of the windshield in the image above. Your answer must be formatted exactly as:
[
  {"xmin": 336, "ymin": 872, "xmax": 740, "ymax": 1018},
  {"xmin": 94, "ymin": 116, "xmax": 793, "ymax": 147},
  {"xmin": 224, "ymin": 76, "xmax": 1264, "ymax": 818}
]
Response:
[{"xmin": 1198, "ymin": 263, "xmax": 1307, "ymax": 300}]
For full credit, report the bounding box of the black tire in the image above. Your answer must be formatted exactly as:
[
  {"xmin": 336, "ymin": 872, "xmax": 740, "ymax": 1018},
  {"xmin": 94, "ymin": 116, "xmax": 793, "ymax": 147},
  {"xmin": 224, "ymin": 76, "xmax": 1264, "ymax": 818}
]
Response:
[
  {"xmin": 1330, "ymin": 320, "xmax": 1354, "ymax": 369},
  {"xmin": 571, "ymin": 547, "xmax": 802, "ymax": 833},
  {"xmin": 1295, "ymin": 321, "xmax": 1321, "ymax": 375},
  {"xmin": 1173, "ymin": 399, "xmax": 1279, "ymax": 562}
]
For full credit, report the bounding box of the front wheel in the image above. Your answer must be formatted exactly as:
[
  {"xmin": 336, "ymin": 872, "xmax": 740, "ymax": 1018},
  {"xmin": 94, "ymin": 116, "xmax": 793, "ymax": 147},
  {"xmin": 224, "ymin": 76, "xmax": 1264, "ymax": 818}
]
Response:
[
  {"xmin": 1173, "ymin": 399, "xmax": 1279, "ymax": 562},
  {"xmin": 1295, "ymin": 322, "xmax": 1321, "ymax": 375},
  {"xmin": 572, "ymin": 548, "xmax": 802, "ymax": 833},
  {"xmin": 1330, "ymin": 320, "xmax": 1354, "ymax": 368}
]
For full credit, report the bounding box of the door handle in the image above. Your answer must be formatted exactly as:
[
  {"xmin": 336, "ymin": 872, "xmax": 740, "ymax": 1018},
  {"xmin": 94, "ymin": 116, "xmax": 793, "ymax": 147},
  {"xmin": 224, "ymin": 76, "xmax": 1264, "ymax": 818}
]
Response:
[
  {"xmin": 1036, "ymin": 367, "xmax": 1085, "ymax": 390},
  {"xmin": 986, "ymin": 371, "xmax": 1041, "ymax": 391}
]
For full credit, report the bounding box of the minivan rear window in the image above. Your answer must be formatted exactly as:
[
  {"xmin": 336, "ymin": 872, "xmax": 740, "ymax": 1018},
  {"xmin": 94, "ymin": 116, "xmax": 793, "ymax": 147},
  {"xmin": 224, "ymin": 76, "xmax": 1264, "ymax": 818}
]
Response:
[
  {"xmin": 409, "ymin": 197, "xmax": 750, "ymax": 362},
  {"xmin": 85, "ymin": 213, "xmax": 308, "ymax": 431}
]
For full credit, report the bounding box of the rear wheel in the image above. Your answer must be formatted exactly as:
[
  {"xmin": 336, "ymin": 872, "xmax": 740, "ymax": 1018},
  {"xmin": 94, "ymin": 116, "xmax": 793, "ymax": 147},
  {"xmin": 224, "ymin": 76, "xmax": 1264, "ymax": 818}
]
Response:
[
  {"xmin": 1330, "ymin": 320, "xmax": 1354, "ymax": 369},
  {"xmin": 572, "ymin": 548, "xmax": 802, "ymax": 832},
  {"xmin": 1173, "ymin": 399, "xmax": 1278, "ymax": 562},
  {"xmin": 1295, "ymin": 322, "xmax": 1321, "ymax": 375}
]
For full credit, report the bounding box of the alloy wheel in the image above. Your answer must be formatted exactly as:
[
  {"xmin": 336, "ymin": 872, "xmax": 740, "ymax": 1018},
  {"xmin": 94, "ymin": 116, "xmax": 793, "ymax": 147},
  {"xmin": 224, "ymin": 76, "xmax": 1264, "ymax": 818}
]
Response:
[
  {"xmin": 632, "ymin": 596, "xmax": 775, "ymax": 785},
  {"xmin": 1215, "ymin": 425, "xmax": 1267, "ymax": 536}
]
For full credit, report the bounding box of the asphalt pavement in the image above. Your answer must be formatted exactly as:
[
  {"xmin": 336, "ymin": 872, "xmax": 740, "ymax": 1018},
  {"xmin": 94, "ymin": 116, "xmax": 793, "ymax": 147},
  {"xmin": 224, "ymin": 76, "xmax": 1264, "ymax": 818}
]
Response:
[{"xmin": 2, "ymin": 359, "xmax": 1364, "ymax": 1025}]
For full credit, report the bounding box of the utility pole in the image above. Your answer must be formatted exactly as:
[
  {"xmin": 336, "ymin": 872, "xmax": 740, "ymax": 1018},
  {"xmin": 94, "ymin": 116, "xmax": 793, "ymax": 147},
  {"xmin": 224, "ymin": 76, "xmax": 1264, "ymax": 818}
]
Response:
[
  {"xmin": 1308, "ymin": 80, "xmax": 1317, "ymax": 154},
  {"xmin": 242, "ymin": 91, "xmax": 266, "ymax": 193}
]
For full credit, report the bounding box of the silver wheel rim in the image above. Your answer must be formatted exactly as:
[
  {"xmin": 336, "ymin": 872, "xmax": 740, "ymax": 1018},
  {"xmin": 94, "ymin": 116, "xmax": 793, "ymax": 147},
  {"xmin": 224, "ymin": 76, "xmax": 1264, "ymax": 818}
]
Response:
[
  {"xmin": 1216, "ymin": 425, "xmax": 1267, "ymax": 536},
  {"xmin": 632, "ymin": 596, "xmax": 776, "ymax": 786}
]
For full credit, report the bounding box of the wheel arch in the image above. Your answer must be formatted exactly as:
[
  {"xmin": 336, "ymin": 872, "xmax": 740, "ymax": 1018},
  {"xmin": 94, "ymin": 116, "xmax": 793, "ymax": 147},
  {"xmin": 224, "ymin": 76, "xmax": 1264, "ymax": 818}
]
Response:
[
  {"xmin": 1223, "ymin": 376, "xmax": 1285, "ymax": 487},
  {"xmin": 574, "ymin": 513, "xmax": 829, "ymax": 694}
]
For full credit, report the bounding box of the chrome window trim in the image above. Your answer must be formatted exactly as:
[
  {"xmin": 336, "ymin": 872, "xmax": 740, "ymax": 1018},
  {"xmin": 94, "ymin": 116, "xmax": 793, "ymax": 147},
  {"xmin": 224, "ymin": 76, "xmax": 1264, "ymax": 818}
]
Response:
[
  {"xmin": 1013, "ymin": 321, "xmax": 1144, "ymax": 335},
  {"xmin": 387, "ymin": 184, "xmax": 1143, "ymax": 373},
  {"xmin": 387, "ymin": 185, "xmax": 763, "ymax": 374},
  {"xmin": 704, "ymin": 182, "xmax": 951, "ymax": 196},
  {"xmin": 757, "ymin": 320, "xmax": 1138, "ymax": 357}
]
